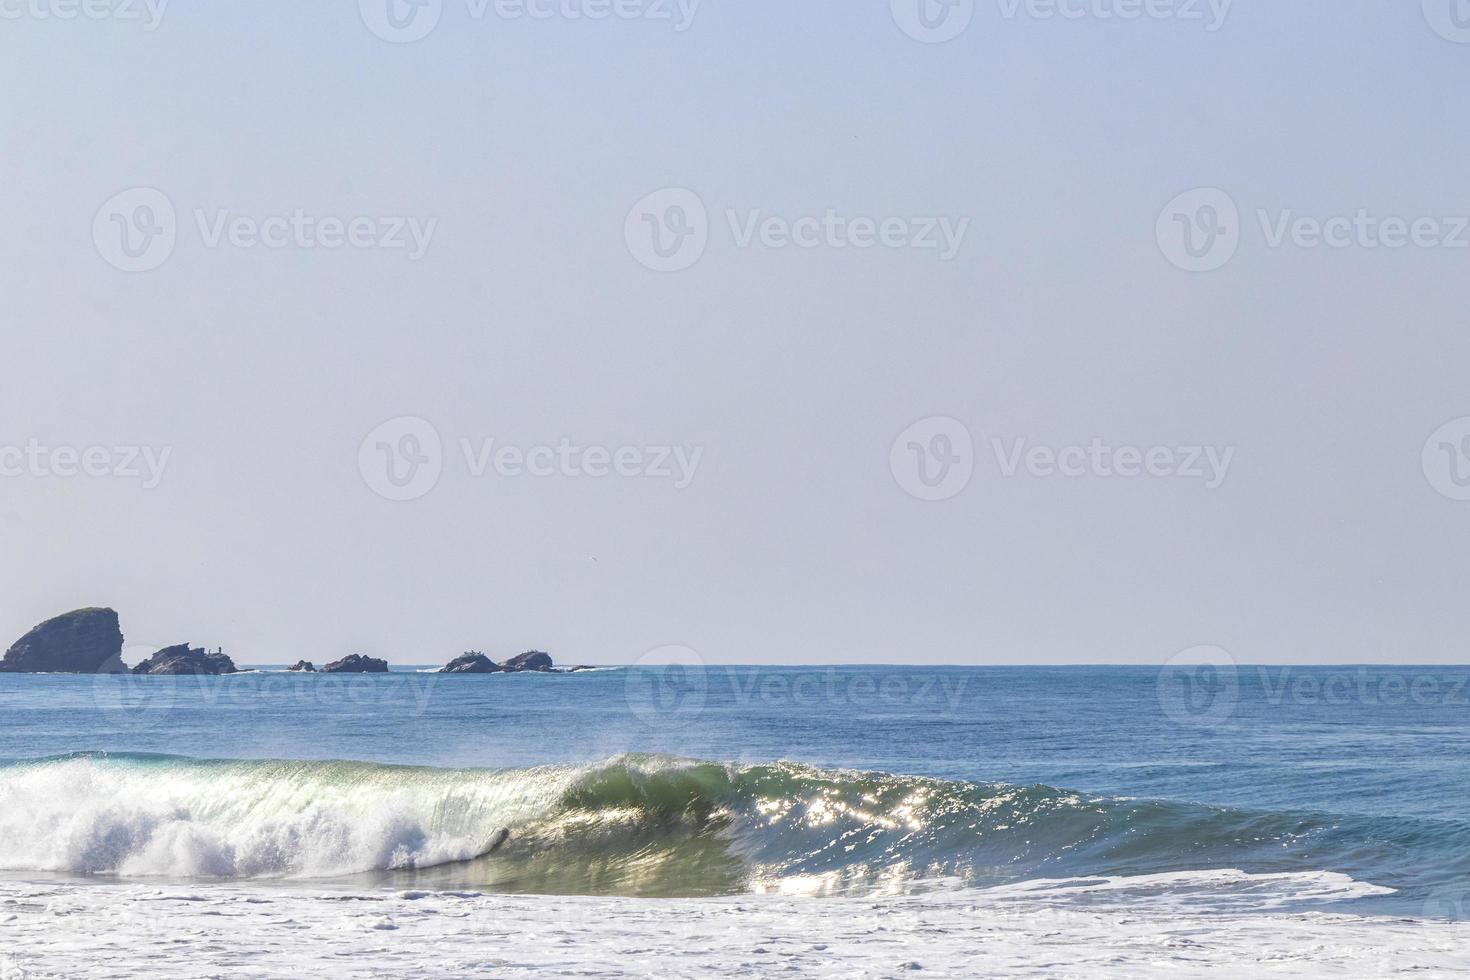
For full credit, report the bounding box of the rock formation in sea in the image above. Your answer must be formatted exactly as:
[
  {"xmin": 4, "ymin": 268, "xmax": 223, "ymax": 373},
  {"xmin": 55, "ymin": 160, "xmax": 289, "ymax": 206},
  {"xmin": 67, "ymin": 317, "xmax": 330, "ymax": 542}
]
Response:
[
  {"xmin": 132, "ymin": 645, "xmax": 238, "ymax": 676},
  {"xmin": 440, "ymin": 652, "xmax": 503, "ymax": 674},
  {"xmin": 321, "ymin": 654, "xmax": 389, "ymax": 673},
  {"xmin": 503, "ymin": 651, "xmax": 555, "ymax": 673},
  {"xmin": 0, "ymin": 608, "xmax": 125, "ymax": 673},
  {"xmin": 288, "ymin": 661, "xmax": 316, "ymax": 672}
]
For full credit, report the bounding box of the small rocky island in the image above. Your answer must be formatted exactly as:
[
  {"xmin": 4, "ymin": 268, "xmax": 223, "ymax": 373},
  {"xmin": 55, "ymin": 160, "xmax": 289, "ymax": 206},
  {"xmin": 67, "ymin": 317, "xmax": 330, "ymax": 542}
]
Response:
[
  {"xmin": 321, "ymin": 654, "xmax": 389, "ymax": 674},
  {"xmin": 1, "ymin": 608, "xmax": 590, "ymax": 676},
  {"xmin": 440, "ymin": 650, "xmax": 559, "ymax": 674},
  {"xmin": 132, "ymin": 645, "xmax": 238, "ymax": 676}
]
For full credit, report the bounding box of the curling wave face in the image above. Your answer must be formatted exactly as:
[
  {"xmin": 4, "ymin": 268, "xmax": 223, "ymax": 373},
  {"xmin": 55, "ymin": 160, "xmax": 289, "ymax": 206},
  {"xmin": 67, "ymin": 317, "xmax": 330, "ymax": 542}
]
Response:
[{"xmin": 0, "ymin": 753, "xmax": 1465, "ymax": 905}]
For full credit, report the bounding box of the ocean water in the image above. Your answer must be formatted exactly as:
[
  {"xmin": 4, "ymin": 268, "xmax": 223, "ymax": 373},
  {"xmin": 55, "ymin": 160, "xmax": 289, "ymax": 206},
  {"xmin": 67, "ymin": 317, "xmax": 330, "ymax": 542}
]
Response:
[{"xmin": 2, "ymin": 665, "xmax": 1470, "ymax": 976}]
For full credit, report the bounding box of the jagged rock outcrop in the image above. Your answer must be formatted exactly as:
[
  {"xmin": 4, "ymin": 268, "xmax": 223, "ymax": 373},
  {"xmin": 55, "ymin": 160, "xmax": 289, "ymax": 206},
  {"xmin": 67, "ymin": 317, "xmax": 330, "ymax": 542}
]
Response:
[
  {"xmin": 321, "ymin": 654, "xmax": 389, "ymax": 674},
  {"xmin": 132, "ymin": 644, "xmax": 238, "ymax": 676},
  {"xmin": 440, "ymin": 652, "xmax": 503, "ymax": 674},
  {"xmin": 0, "ymin": 608, "xmax": 125, "ymax": 673},
  {"xmin": 288, "ymin": 661, "xmax": 316, "ymax": 672},
  {"xmin": 503, "ymin": 651, "xmax": 555, "ymax": 673}
]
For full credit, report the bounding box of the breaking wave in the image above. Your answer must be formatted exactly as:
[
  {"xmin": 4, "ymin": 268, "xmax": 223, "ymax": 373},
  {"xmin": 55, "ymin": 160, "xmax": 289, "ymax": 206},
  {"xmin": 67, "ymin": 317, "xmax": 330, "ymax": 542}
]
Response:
[{"xmin": 0, "ymin": 753, "xmax": 1460, "ymax": 904}]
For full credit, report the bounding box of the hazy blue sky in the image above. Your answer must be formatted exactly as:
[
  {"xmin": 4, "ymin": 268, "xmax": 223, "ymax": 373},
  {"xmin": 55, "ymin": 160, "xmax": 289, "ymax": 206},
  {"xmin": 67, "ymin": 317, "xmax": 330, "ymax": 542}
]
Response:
[{"xmin": 3, "ymin": 1, "xmax": 1470, "ymax": 665}]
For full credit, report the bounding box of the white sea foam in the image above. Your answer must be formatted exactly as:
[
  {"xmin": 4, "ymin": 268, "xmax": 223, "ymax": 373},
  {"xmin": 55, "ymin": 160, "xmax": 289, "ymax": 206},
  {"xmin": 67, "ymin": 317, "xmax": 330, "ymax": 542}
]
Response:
[
  {"xmin": 0, "ymin": 756, "xmax": 567, "ymax": 879},
  {"xmin": 0, "ymin": 876, "xmax": 1465, "ymax": 979}
]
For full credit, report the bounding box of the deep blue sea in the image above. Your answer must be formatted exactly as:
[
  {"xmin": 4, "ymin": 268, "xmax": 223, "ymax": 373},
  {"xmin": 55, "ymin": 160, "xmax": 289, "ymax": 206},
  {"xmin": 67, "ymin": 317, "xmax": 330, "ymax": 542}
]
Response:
[{"xmin": 1, "ymin": 665, "xmax": 1467, "ymax": 917}]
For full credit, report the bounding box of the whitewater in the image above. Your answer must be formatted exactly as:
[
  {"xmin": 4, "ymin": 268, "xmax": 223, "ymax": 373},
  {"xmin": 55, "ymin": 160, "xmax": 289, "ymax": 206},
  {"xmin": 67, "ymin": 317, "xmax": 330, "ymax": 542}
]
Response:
[{"xmin": 2, "ymin": 874, "xmax": 1468, "ymax": 978}]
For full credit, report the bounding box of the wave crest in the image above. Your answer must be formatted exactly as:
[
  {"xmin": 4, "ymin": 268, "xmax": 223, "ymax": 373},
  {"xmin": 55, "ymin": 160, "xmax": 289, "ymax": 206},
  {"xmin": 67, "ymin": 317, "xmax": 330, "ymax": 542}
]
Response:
[{"xmin": 0, "ymin": 752, "xmax": 1457, "ymax": 902}]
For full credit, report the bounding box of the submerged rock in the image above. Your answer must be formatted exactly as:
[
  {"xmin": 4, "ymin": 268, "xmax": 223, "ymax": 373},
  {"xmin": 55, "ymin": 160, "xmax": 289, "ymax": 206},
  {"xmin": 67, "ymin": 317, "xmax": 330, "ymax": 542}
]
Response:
[
  {"xmin": 441, "ymin": 652, "xmax": 503, "ymax": 674},
  {"xmin": 132, "ymin": 645, "xmax": 238, "ymax": 676},
  {"xmin": 287, "ymin": 661, "xmax": 316, "ymax": 672},
  {"xmin": 0, "ymin": 608, "xmax": 125, "ymax": 674},
  {"xmin": 503, "ymin": 651, "xmax": 555, "ymax": 673},
  {"xmin": 321, "ymin": 654, "xmax": 389, "ymax": 674}
]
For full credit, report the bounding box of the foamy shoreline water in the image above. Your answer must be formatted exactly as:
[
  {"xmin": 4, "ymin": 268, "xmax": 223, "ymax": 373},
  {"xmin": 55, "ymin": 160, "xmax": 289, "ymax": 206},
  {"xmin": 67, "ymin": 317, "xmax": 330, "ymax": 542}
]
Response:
[{"xmin": 1, "ymin": 876, "xmax": 1467, "ymax": 979}]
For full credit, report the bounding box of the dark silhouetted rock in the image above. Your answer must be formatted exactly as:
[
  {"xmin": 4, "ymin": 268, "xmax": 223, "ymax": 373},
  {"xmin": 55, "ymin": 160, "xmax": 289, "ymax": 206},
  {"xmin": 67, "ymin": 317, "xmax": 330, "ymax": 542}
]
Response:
[
  {"xmin": 322, "ymin": 654, "xmax": 389, "ymax": 674},
  {"xmin": 503, "ymin": 651, "xmax": 554, "ymax": 673},
  {"xmin": 288, "ymin": 661, "xmax": 316, "ymax": 672},
  {"xmin": 441, "ymin": 652, "xmax": 503, "ymax": 674},
  {"xmin": 132, "ymin": 644, "xmax": 238, "ymax": 676},
  {"xmin": 1, "ymin": 608, "xmax": 125, "ymax": 674}
]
